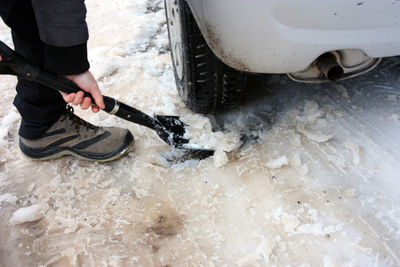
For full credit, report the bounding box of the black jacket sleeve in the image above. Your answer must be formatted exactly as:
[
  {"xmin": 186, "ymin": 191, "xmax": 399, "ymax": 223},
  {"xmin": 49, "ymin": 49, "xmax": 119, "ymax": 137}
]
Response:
[{"xmin": 30, "ymin": 0, "xmax": 90, "ymax": 75}]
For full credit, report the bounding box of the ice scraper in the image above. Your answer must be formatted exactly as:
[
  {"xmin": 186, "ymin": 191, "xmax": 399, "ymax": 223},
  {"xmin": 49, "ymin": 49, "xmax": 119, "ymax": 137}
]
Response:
[{"xmin": 0, "ymin": 40, "xmax": 213, "ymax": 152}]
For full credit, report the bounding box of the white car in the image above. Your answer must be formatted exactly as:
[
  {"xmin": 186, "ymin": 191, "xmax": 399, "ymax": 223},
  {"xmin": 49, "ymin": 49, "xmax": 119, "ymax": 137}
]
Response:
[{"xmin": 165, "ymin": 0, "xmax": 400, "ymax": 114}]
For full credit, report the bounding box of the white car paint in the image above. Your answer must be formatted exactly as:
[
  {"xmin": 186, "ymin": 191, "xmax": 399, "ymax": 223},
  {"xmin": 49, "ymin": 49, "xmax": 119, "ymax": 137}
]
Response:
[{"xmin": 186, "ymin": 0, "xmax": 400, "ymax": 73}]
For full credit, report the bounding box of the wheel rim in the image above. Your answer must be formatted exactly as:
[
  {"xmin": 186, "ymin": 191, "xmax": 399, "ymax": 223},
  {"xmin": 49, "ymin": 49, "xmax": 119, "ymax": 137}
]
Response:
[{"xmin": 166, "ymin": 0, "xmax": 184, "ymax": 80}]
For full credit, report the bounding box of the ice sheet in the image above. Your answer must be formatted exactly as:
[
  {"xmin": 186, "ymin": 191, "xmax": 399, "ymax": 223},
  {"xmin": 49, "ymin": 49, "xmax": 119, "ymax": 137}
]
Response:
[{"xmin": 0, "ymin": 0, "xmax": 399, "ymax": 266}]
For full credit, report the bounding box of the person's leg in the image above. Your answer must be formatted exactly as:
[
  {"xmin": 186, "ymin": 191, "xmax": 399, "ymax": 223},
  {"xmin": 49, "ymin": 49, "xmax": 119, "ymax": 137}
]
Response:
[
  {"xmin": 1, "ymin": 0, "xmax": 134, "ymax": 161},
  {"xmin": 1, "ymin": 0, "xmax": 66, "ymax": 139},
  {"xmin": 12, "ymin": 32, "xmax": 67, "ymax": 139}
]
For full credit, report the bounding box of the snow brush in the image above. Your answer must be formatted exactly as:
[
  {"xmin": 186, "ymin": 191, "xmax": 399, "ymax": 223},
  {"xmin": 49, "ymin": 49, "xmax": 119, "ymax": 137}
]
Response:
[{"xmin": 0, "ymin": 40, "xmax": 214, "ymax": 154}]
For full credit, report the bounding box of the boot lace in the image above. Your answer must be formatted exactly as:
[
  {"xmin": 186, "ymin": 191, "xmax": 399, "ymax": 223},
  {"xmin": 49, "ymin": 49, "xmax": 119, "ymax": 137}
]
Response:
[{"xmin": 60, "ymin": 106, "xmax": 99, "ymax": 136}]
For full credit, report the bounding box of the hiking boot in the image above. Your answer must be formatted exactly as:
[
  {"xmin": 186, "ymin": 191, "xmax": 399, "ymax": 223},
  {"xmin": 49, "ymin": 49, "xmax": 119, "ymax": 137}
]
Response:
[{"xmin": 19, "ymin": 106, "xmax": 134, "ymax": 162}]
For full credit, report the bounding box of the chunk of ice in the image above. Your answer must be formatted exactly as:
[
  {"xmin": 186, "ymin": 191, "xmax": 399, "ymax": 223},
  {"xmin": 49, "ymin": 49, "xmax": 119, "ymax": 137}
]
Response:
[
  {"xmin": 297, "ymin": 125, "xmax": 332, "ymax": 143},
  {"xmin": 9, "ymin": 203, "xmax": 49, "ymax": 225},
  {"xmin": 213, "ymin": 150, "xmax": 229, "ymax": 168},
  {"xmin": 265, "ymin": 156, "xmax": 289, "ymax": 169}
]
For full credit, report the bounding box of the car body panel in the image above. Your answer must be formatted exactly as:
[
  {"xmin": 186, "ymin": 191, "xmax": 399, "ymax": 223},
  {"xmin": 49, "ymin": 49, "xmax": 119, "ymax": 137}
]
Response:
[{"xmin": 186, "ymin": 0, "xmax": 400, "ymax": 73}]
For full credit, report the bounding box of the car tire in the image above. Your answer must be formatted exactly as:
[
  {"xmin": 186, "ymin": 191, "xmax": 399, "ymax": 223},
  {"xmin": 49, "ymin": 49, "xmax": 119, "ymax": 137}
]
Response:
[{"xmin": 165, "ymin": 0, "xmax": 247, "ymax": 114}]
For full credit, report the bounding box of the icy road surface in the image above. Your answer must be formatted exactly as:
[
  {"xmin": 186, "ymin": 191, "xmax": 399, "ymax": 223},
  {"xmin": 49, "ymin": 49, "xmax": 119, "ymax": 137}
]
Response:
[{"xmin": 1, "ymin": 0, "xmax": 400, "ymax": 266}]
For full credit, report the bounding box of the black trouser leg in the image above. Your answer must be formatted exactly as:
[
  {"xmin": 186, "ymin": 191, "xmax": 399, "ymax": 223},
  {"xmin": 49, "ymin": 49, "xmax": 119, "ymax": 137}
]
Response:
[
  {"xmin": 12, "ymin": 32, "xmax": 67, "ymax": 139},
  {"xmin": 0, "ymin": 0, "xmax": 66, "ymax": 139}
]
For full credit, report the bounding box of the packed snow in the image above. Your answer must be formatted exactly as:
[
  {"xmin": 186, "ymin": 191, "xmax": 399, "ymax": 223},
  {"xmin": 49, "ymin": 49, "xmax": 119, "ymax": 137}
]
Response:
[{"xmin": 0, "ymin": 0, "xmax": 400, "ymax": 266}]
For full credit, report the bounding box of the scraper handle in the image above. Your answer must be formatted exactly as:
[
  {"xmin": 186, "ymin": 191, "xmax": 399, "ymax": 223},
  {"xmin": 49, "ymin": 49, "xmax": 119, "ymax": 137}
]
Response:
[
  {"xmin": 0, "ymin": 40, "xmax": 160, "ymax": 130},
  {"xmin": 34, "ymin": 70, "xmax": 160, "ymax": 130}
]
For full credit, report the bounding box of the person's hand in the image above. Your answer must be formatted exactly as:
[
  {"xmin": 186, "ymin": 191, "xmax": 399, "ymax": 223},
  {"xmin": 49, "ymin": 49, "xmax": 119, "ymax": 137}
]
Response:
[{"xmin": 61, "ymin": 71, "xmax": 105, "ymax": 113}]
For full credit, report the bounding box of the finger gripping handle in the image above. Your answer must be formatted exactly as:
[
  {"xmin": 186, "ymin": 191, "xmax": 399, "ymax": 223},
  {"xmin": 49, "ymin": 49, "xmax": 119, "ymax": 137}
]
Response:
[{"xmin": 35, "ymin": 70, "xmax": 116, "ymax": 112}]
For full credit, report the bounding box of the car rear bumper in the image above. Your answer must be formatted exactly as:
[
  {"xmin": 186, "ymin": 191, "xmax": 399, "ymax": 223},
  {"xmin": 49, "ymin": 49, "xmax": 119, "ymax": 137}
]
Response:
[{"xmin": 187, "ymin": 0, "xmax": 400, "ymax": 73}]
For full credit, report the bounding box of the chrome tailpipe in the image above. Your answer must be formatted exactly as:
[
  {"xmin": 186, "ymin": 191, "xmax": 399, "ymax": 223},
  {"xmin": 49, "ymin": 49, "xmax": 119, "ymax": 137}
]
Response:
[
  {"xmin": 316, "ymin": 53, "xmax": 344, "ymax": 81},
  {"xmin": 288, "ymin": 49, "xmax": 381, "ymax": 83}
]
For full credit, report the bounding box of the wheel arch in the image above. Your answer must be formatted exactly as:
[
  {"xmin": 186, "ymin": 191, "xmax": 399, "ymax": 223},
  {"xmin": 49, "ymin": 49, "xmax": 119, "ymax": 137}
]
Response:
[
  {"xmin": 184, "ymin": 0, "xmax": 251, "ymax": 72},
  {"xmin": 165, "ymin": 0, "xmax": 249, "ymax": 114}
]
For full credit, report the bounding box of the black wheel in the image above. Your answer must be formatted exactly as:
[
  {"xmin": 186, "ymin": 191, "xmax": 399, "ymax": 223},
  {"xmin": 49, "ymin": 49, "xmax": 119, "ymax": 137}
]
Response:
[{"xmin": 165, "ymin": 0, "xmax": 247, "ymax": 114}]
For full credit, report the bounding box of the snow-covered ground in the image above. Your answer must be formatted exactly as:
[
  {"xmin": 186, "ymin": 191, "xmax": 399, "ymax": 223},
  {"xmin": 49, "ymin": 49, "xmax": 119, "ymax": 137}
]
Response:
[{"xmin": 1, "ymin": 0, "xmax": 400, "ymax": 266}]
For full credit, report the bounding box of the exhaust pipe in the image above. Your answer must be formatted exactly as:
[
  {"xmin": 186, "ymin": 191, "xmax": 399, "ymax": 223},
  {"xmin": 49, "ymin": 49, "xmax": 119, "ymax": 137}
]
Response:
[{"xmin": 316, "ymin": 53, "xmax": 344, "ymax": 81}]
